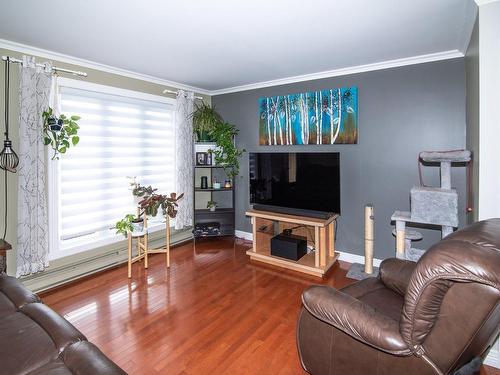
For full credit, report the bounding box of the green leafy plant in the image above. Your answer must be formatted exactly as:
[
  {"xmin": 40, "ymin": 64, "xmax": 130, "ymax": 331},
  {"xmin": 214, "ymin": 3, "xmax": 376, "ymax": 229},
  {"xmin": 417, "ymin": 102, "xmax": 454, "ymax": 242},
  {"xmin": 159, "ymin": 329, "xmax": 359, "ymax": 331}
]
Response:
[
  {"xmin": 207, "ymin": 200, "xmax": 217, "ymax": 210},
  {"xmin": 208, "ymin": 121, "xmax": 245, "ymax": 179},
  {"xmin": 191, "ymin": 102, "xmax": 223, "ymax": 141},
  {"xmin": 43, "ymin": 107, "xmax": 81, "ymax": 160},
  {"xmin": 115, "ymin": 183, "xmax": 184, "ymax": 237},
  {"xmin": 115, "ymin": 214, "xmax": 136, "ymax": 237},
  {"xmin": 132, "ymin": 184, "xmax": 184, "ymax": 218}
]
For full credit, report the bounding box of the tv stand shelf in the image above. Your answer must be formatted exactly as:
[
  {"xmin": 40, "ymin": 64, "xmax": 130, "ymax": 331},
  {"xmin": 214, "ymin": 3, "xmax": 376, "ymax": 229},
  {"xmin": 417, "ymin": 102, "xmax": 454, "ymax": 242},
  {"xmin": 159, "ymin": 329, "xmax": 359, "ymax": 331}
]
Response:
[{"xmin": 245, "ymin": 209, "xmax": 339, "ymax": 278}]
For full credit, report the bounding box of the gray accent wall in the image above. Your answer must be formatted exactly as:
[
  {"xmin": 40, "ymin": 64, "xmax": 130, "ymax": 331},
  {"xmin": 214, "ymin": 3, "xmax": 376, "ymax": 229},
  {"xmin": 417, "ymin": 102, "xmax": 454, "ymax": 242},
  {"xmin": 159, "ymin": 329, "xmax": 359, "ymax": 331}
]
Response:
[{"xmin": 213, "ymin": 59, "xmax": 467, "ymax": 260}]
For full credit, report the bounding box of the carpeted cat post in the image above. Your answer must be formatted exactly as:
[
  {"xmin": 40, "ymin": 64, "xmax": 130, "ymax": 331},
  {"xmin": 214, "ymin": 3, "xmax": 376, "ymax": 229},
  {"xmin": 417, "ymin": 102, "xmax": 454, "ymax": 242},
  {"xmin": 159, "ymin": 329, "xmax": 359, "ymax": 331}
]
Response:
[{"xmin": 347, "ymin": 204, "xmax": 379, "ymax": 280}]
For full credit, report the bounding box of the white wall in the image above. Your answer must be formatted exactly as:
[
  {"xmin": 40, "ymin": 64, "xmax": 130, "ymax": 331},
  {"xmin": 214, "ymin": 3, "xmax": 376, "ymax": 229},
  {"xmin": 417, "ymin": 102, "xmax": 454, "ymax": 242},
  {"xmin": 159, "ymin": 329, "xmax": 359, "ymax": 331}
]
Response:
[
  {"xmin": 478, "ymin": 1, "xmax": 500, "ymax": 221},
  {"xmin": 473, "ymin": 0, "xmax": 500, "ymax": 369}
]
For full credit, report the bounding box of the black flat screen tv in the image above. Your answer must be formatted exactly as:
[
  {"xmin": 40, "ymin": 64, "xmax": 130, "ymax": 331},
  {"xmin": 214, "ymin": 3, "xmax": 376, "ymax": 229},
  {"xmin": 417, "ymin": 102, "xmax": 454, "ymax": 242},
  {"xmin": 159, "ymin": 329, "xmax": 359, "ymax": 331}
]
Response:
[{"xmin": 249, "ymin": 152, "xmax": 340, "ymax": 218}]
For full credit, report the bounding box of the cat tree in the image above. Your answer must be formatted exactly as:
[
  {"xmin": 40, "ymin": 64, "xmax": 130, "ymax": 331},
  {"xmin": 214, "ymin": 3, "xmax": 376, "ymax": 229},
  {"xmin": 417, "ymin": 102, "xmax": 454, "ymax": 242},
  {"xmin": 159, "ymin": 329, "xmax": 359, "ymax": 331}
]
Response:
[{"xmin": 392, "ymin": 150, "xmax": 471, "ymax": 261}]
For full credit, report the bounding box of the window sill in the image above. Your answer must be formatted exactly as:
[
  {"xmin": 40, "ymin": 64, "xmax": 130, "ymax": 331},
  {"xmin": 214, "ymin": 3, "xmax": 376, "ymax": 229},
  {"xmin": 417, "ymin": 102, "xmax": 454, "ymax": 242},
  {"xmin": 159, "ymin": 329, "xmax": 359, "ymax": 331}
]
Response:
[{"xmin": 50, "ymin": 222, "xmax": 169, "ymax": 261}]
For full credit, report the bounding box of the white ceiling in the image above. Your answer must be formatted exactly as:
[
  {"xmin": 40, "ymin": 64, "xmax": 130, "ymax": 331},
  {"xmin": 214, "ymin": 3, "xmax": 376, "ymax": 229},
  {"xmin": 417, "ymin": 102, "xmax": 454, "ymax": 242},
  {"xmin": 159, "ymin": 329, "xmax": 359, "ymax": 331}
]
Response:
[{"xmin": 0, "ymin": 0, "xmax": 477, "ymax": 94}]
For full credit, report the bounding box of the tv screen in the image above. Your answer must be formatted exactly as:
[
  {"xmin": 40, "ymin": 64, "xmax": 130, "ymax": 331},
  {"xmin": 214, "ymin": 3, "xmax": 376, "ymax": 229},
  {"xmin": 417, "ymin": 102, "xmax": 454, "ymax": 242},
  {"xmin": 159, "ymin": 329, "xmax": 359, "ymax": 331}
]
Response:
[{"xmin": 249, "ymin": 152, "xmax": 340, "ymax": 215}]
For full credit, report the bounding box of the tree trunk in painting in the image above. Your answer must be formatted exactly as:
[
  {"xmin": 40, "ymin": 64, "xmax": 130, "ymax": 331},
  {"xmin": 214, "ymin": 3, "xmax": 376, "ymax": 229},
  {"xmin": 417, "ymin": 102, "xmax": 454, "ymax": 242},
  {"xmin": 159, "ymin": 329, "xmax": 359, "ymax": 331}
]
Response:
[
  {"xmin": 284, "ymin": 96, "xmax": 290, "ymax": 145},
  {"xmin": 266, "ymin": 98, "xmax": 272, "ymax": 145},
  {"xmin": 299, "ymin": 94, "xmax": 306, "ymax": 144},
  {"xmin": 332, "ymin": 88, "xmax": 342, "ymax": 143},
  {"xmin": 276, "ymin": 97, "xmax": 283, "ymax": 145},
  {"xmin": 319, "ymin": 91, "xmax": 323, "ymax": 144},
  {"xmin": 329, "ymin": 90, "xmax": 334, "ymax": 143},
  {"xmin": 271, "ymin": 98, "xmax": 277, "ymax": 145},
  {"xmin": 315, "ymin": 92, "xmax": 320, "ymax": 144}
]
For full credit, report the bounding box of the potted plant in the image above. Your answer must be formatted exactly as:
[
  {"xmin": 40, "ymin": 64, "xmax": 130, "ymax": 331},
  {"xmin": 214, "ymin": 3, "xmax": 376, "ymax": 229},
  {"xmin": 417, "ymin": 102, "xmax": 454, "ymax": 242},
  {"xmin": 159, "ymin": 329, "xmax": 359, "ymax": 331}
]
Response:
[
  {"xmin": 42, "ymin": 107, "xmax": 81, "ymax": 160},
  {"xmin": 115, "ymin": 184, "xmax": 184, "ymax": 238},
  {"xmin": 208, "ymin": 121, "xmax": 245, "ymax": 179},
  {"xmin": 191, "ymin": 102, "xmax": 223, "ymax": 142},
  {"xmin": 132, "ymin": 184, "xmax": 184, "ymax": 218},
  {"xmin": 115, "ymin": 214, "xmax": 144, "ymax": 237},
  {"xmin": 207, "ymin": 200, "xmax": 217, "ymax": 212}
]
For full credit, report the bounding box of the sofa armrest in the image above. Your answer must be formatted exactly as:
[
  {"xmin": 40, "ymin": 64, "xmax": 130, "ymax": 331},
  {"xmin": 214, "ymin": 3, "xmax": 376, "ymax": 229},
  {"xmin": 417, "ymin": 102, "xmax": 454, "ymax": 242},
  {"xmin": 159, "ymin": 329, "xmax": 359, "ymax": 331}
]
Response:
[
  {"xmin": 302, "ymin": 285, "xmax": 410, "ymax": 355},
  {"xmin": 379, "ymin": 258, "xmax": 416, "ymax": 296},
  {"xmin": 62, "ymin": 341, "xmax": 127, "ymax": 375}
]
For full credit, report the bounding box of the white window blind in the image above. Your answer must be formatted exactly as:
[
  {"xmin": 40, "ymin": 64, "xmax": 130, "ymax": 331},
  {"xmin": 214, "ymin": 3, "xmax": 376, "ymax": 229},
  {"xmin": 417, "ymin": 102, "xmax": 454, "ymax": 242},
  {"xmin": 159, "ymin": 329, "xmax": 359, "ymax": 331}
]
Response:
[{"xmin": 50, "ymin": 81, "xmax": 175, "ymax": 256}]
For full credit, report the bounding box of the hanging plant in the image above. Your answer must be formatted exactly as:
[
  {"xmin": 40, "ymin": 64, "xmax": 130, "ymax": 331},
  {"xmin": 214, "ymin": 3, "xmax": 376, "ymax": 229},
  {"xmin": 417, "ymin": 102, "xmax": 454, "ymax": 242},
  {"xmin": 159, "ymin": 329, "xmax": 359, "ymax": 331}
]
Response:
[
  {"xmin": 191, "ymin": 102, "xmax": 223, "ymax": 142},
  {"xmin": 42, "ymin": 107, "xmax": 81, "ymax": 160},
  {"xmin": 208, "ymin": 121, "xmax": 245, "ymax": 179}
]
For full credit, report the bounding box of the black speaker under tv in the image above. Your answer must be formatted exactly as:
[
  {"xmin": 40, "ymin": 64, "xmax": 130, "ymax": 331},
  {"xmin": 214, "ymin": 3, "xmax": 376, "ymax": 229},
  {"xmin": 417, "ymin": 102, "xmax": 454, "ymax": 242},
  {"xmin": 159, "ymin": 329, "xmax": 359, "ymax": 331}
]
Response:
[{"xmin": 249, "ymin": 152, "xmax": 340, "ymax": 219}]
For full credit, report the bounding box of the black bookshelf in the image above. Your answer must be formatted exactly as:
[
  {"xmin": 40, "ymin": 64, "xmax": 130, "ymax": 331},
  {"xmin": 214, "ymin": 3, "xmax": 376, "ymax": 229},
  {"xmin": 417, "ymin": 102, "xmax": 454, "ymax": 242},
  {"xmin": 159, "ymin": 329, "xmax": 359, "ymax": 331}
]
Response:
[{"xmin": 193, "ymin": 142, "xmax": 235, "ymax": 239}]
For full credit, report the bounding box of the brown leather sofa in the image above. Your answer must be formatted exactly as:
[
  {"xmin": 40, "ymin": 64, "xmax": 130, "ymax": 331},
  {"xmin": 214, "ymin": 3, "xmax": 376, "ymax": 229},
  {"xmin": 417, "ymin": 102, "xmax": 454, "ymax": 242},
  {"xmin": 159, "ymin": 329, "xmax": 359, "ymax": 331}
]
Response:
[
  {"xmin": 297, "ymin": 219, "xmax": 500, "ymax": 375},
  {"xmin": 0, "ymin": 273, "xmax": 126, "ymax": 374}
]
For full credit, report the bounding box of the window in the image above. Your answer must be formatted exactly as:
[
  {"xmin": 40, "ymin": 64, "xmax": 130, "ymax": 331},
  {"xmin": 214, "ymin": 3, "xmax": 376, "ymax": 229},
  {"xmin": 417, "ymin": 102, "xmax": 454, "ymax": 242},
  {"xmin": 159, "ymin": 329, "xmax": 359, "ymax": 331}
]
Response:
[{"xmin": 48, "ymin": 79, "xmax": 176, "ymax": 259}]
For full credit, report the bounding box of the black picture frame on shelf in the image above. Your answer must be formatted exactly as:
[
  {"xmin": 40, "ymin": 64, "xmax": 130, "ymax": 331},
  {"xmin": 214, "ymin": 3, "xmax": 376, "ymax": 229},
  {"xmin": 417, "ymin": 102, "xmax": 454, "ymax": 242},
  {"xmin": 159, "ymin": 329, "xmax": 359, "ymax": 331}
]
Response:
[
  {"xmin": 196, "ymin": 152, "xmax": 208, "ymax": 165},
  {"xmin": 206, "ymin": 152, "xmax": 212, "ymax": 166}
]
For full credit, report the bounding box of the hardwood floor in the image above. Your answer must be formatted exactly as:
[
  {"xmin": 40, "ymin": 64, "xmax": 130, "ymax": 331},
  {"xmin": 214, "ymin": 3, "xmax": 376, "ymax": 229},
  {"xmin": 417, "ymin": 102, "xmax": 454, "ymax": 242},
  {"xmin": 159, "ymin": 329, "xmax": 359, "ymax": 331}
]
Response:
[{"xmin": 41, "ymin": 237, "xmax": 499, "ymax": 375}]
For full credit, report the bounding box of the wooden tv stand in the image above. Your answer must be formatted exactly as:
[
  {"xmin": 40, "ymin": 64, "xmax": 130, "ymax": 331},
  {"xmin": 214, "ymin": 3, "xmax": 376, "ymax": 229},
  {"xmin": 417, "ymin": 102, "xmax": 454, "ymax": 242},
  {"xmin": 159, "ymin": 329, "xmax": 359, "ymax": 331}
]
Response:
[{"xmin": 245, "ymin": 209, "xmax": 339, "ymax": 277}]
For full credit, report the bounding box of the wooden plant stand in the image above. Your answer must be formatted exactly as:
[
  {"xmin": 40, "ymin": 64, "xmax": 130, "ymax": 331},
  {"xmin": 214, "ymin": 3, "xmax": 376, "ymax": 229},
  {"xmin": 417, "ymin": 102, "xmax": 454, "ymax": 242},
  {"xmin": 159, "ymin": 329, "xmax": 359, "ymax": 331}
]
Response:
[
  {"xmin": 127, "ymin": 210, "xmax": 171, "ymax": 278},
  {"xmin": 148, "ymin": 215, "xmax": 171, "ymax": 268},
  {"xmin": 246, "ymin": 210, "xmax": 339, "ymax": 278}
]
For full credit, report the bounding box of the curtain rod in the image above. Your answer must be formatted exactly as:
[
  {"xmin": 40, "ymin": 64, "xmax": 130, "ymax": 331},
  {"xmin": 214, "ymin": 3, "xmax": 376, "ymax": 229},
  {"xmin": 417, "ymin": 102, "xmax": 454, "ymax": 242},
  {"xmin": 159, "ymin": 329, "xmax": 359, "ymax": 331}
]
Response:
[
  {"xmin": 1, "ymin": 56, "xmax": 88, "ymax": 77},
  {"xmin": 163, "ymin": 88, "xmax": 204, "ymax": 100}
]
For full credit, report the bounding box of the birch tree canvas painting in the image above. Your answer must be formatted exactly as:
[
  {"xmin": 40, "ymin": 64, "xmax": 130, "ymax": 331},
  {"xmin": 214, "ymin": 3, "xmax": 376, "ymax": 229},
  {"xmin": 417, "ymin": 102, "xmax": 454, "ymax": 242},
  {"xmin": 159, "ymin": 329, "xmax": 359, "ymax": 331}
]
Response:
[{"xmin": 258, "ymin": 87, "xmax": 358, "ymax": 145}]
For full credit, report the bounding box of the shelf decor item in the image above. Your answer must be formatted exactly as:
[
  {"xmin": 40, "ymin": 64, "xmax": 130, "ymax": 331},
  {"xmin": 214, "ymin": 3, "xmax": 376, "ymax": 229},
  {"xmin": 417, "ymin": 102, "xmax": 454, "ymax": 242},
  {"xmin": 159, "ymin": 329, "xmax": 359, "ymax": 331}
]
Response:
[
  {"xmin": 213, "ymin": 178, "xmax": 221, "ymax": 189},
  {"xmin": 224, "ymin": 180, "xmax": 232, "ymax": 189},
  {"xmin": 192, "ymin": 102, "xmax": 223, "ymax": 142},
  {"xmin": 258, "ymin": 86, "xmax": 358, "ymax": 145},
  {"xmin": 196, "ymin": 152, "xmax": 207, "ymax": 165},
  {"xmin": 200, "ymin": 176, "xmax": 208, "ymax": 189},
  {"xmin": 207, "ymin": 200, "xmax": 217, "ymax": 212}
]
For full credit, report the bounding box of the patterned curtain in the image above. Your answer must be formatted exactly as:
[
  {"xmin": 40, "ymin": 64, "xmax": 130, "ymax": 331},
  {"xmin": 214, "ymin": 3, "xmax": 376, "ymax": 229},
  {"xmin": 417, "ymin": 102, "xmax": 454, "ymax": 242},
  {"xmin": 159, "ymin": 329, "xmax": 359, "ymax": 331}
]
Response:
[
  {"xmin": 16, "ymin": 56, "xmax": 52, "ymax": 277},
  {"xmin": 174, "ymin": 90, "xmax": 194, "ymax": 230}
]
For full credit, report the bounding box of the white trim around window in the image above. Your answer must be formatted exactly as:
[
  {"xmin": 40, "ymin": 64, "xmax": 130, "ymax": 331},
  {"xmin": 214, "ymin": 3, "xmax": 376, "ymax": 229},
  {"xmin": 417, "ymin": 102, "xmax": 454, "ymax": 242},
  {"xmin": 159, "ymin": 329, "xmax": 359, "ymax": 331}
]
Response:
[{"xmin": 48, "ymin": 78, "xmax": 177, "ymax": 260}]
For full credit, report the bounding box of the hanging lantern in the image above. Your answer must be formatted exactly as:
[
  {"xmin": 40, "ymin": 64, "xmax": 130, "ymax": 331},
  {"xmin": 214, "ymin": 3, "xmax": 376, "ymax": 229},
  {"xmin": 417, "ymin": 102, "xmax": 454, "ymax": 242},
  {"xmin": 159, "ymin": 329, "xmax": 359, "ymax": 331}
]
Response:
[{"xmin": 0, "ymin": 57, "xmax": 19, "ymax": 173}]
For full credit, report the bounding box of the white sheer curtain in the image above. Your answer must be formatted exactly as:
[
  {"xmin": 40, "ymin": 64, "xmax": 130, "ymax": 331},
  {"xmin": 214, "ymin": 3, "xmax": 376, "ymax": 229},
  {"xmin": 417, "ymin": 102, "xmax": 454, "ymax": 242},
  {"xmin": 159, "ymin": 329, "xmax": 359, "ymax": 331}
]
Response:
[
  {"xmin": 16, "ymin": 56, "xmax": 52, "ymax": 277},
  {"xmin": 174, "ymin": 90, "xmax": 194, "ymax": 230}
]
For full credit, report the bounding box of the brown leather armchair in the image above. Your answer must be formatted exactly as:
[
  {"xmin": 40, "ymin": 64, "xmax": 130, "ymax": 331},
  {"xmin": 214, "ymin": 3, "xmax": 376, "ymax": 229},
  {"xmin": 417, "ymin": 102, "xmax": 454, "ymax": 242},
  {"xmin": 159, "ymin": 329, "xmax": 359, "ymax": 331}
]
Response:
[{"xmin": 297, "ymin": 219, "xmax": 500, "ymax": 375}]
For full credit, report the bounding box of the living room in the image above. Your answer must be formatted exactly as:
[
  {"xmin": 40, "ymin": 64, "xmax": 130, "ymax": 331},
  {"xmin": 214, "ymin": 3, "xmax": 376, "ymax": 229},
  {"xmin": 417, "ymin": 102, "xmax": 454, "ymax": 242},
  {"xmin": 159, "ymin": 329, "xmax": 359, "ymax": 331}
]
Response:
[{"xmin": 0, "ymin": 1, "xmax": 499, "ymax": 374}]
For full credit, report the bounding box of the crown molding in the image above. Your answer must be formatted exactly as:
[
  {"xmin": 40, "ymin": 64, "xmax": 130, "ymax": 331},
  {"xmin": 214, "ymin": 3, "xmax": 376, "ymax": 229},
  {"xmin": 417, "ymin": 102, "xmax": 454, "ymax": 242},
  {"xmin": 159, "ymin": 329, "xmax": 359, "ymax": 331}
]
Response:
[
  {"xmin": 210, "ymin": 50, "xmax": 464, "ymax": 96},
  {"xmin": 0, "ymin": 39, "xmax": 211, "ymax": 96},
  {"xmin": 0, "ymin": 39, "xmax": 465, "ymax": 97},
  {"xmin": 474, "ymin": 0, "xmax": 500, "ymax": 5},
  {"xmin": 459, "ymin": 0, "xmax": 479, "ymax": 54}
]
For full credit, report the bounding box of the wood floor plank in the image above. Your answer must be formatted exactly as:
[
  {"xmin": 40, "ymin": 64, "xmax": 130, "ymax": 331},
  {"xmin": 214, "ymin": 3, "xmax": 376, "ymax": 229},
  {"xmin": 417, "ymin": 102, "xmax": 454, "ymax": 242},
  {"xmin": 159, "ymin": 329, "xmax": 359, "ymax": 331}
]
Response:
[{"xmin": 40, "ymin": 237, "xmax": 499, "ymax": 375}]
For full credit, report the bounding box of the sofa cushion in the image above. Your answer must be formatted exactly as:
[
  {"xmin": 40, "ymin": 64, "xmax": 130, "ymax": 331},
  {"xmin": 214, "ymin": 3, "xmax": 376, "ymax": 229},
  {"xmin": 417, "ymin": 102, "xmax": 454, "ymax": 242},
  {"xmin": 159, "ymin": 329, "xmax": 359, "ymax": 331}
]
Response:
[{"xmin": 0, "ymin": 310, "xmax": 58, "ymax": 374}]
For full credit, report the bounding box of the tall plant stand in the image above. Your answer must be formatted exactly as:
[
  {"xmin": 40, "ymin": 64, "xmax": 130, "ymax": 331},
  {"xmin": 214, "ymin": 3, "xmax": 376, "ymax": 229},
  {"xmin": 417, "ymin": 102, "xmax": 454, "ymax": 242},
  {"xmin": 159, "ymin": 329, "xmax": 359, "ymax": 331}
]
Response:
[{"xmin": 148, "ymin": 215, "xmax": 171, "ymax": 268}]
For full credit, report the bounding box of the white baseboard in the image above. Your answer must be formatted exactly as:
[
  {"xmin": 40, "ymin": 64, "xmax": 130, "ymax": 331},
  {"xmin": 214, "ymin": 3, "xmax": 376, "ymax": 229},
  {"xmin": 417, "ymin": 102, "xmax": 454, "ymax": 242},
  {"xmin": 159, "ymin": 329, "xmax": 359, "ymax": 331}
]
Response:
[
  {"xmin": 234, "ymin": 230, "xmax": 499, "ymax": 369},
  {"xmin": 22, "ymin": 230, "xmax": 193, "ymax": 293},
  {"xmin": 234, "ymin": 230, "xmax": 383, "ymax": 267},
  {"xmin": 235, "ymin": 230, "xmax": 254, "ymax": 241}
]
